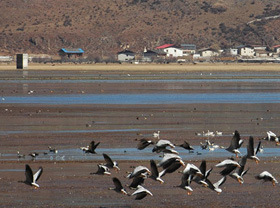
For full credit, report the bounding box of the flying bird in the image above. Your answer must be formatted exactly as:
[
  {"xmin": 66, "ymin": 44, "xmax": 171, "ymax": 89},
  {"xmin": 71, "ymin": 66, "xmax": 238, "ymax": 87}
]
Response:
[
  {"xmin": 176, "ymin": 141, "xmax": 194, "ymax": 152},
  {"xmin": 132, "ymin": 185, "xmax": 153, "ymax": 200},
  {"xmin": 229, "ymin": 156, "xmax": 249, "ymax": 184},
  {"xmin": 246, "ymin": 136, "xmax": 261, "ymax": 164},
  {"xmin": 109, "ymin": 177, "xmax": 128, "ymax": 195},
  {"xmin": 205, "ymin": 176, "xmax": 227, "ymax": 194},
  {"xmin": 103, "ymin": 153, "xmax": 120, "ymax": 171},
  {"xmin": 216, "ymin": 159, "xmax": 241, "ymax": 169},
  {"xmin": 225, "ymin": 130, "xmax": 243, "ymax": 157},
  {"xmin": 90, "ymin": 164, "xmax": 111, "ymax": 175},
  {"xmin": 85, "ymin": 140, "xmax": 100, "ymax": 154},
  {"xmin": 255, "ymin": 171, "xmax": 278, "ymax": 186},
  {"xmin": 20, "ymin": 164, "xmax": 43, "ymax": 188},
  {"xmin": 127, "ymin": 166, "xmax": 151, "ymax": 179},
  {"xmin": 136, "ymin": 138, "xmax": 154, "ymax": 150},
  {"xmin": 149, "ymin": 160, "xmax": 164, "ymax": 184},
  {"xmin": 152, "ymin": 139, "xmax": 175, "ymax": 153}
]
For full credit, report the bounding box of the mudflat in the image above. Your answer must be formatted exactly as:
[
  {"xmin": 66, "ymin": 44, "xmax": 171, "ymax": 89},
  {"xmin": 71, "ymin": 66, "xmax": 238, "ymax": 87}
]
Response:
[{"xmin": 0, "ymin": 64, "xmax": 280, "ymax": 207}]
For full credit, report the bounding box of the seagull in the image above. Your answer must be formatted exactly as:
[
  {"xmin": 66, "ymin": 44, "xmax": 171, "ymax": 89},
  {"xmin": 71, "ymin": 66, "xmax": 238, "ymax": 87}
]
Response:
[
  {"xmin": 109, "ymin": 177, "xmax": 128, "ymax": 195},
  {"xmin": 20, "ymin": 164, "xmax": 43, "ymax": 188},
  {"xmin": 152, "ymin": 140, "xmax": 175, "ymax": 153},
  {"xmin": 255, "ymin": 171, "xmax": 278, "ymax": 186},
  {"xmin": 205, "ymin": 176, "xmax": 227, "ymax": 194},
  {"xmin": 136, "ymin": 138, "xmax": 154, "ymax": 150},
  {"xmin": 246, "ymin": 136, "xmax": 261, "ymax": 164},
  {"xmin": 85, "ymin": 140, "xmax": 100, "ymax": 154},
  {"xmin": 176, "ymin": 141, "xmax": 194, "ymax": 152},
  {"xmin": 132, "ymin": 185, "xmax": 153, "ymax": 200},
  {"xmin": 103, "ymin": 153, "xmax": 120, "ymax": 171},
  {"xmin": 127, "ymin": 166, "xmax": 151, "ymax": 179},
  {"xmin": 90, "ymin": 164, "xmax": 111, "ymax": 175},
  {"xmin": 149, "ymin": 160, "xmax": 164, "ymax": 184},
  {"xmin": 225, "ymin": 130, "xmax": 243, "ymax": 157},
  {"xmin": 153, "ymin": 131, "xmax": 160, "ymax": 139}
]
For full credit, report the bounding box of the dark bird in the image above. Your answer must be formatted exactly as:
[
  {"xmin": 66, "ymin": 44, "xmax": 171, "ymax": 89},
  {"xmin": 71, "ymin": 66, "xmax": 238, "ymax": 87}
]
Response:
[
  {"xmin": 48, "ymin": 146, "xmax": 58, "ymax": 154},
  {"xmin": 103, "ymin": 153, "xmax": 120, "ymax": 171},
  {"xmin": 136, "ymin": 138, "xmax": 154, "ymax": 150},
  {"xmin": 225, "ymin": 130, "xmax": 243, "ymax": 157},
  {"xmin": 176, "ymin": 141, "xmax": 194, "ymax": 152},
  {"xmin": 159, "ymin": 160, "xmax": 185, "ymax": 178},
  {"xmin": 247, "ymin": 136, "xmax": 261, "ymax": 164},
  {"xmin": 152, "ymin": 139, "xmax": 175, "ymax": 153},
  {"xmin": 149, "ymin": 160, "xmax": 164, "ymax": 184},
  {"xmin": 109, "ymin": 177, "xmax": 128, "ymax": 195},
  {"xmin": 90, "ymin": 164, "xmax": 111, "ymax": 175},
  {"xmin": 255, "ymin": 171, "xmax": 278, "ymax": 186},
  {"xmin": 216, "ymin": 159, "xmax": 241, "ymax": 169},
  {"xmin": 20, "ymin": 164, "xmax": 43, "ymax": 188},
  {"xmin": 17, "ymin": 151, "xmax": 25, "ymax": 158},
  {"xmin": 229, "ymin": 156, "xmax": 249, "ymax": 184},
  {"xmin": 85, "ymin": 140, "xmax": 100, "ymax": 154},
  {"xmin": 157, "ymin": 153, "xmax": 185, "ymax": 169},
  {"xmin": 29, "ymin": 152, "xmax": 39, "ymax": 158},
  {"xmin": 177, "ymin": 172, "xmax": 193, "ymax": 195},
  {"xmin": 193, "ymin": 160, "xmax": 212, "ymax": 184},
  {"xmin": 132, "ymin": 185, "xmax": 153, "ymax": 200},
  {"xmin": 263, "ymin": 131, "xmax": 279, "ymax": 145},
  {"xmin": 128, "ymin": 177, "xmax": 145, "ymax": 189}
]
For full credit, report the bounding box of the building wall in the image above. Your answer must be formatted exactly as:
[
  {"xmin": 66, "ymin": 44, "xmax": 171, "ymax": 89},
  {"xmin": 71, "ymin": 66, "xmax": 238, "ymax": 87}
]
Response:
[
  {"xmin": 201, "ymin": 50, "xmax": 219, "ymax": 57},
  {"xmin": 163, "ymin": 47, "xmax": 183, "ymax": 57},
  {"xmin": 239, "ymin": 47, "xmax": 255, "ymax": 57},
  {"xmin": 118, "ymin": 53, "xmax": 135, "ymax": 62}
]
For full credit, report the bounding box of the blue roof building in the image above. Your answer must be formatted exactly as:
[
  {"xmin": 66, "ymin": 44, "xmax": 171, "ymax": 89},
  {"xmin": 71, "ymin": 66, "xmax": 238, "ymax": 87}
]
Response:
[{"xmin": 59, "ymin": 48, "xmax": 84, "ymax": 58}]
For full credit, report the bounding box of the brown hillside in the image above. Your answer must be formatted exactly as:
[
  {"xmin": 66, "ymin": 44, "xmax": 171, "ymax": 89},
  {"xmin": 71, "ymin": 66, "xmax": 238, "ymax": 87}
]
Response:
[{"xmin": 0, "ymin": 0, "xmax": 280, "ymax": 58}]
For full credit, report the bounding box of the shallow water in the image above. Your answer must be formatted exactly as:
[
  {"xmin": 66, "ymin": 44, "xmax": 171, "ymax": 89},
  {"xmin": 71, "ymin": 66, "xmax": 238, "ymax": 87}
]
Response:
[{"xmin": 2, "ymin": 92, "xmax": 280, "ymax": 104}]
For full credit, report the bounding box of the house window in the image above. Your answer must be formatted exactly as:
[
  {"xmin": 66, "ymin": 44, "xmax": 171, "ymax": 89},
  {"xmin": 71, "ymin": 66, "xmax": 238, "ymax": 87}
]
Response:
[{"xmin": 174, "ymin": 50, "xmax": 176, "ymax": 52}]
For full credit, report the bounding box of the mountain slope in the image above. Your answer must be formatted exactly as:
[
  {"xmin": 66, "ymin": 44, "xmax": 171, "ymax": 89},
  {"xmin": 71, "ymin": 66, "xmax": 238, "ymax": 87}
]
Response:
[{"xmin": 0, "ymin": 0, "xmax": 280, "ymax": 58}]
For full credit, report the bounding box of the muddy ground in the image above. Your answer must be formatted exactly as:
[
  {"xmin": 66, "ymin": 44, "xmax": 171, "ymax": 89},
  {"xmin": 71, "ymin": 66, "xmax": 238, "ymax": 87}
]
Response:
[{"xmin": 0, "ymin": 68, "xmax": 280, "ymax": 207}]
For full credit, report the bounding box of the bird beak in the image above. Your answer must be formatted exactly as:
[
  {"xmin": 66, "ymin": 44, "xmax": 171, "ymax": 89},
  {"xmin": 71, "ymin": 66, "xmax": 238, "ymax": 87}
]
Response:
[
  {"xmin": 187, "ymin": 191, "xmax": 192, "ymax": 196},
  {"xmin": 255, "ymin": 160, "xmax": 259, "ymax": 165},
  {"xmin": 180, "ymin": 160, "xmax": 185, "ymax": 167},
  {"xmin": 238, "ymin": 178, "xmax": 243, "ymax": 185},
  {"xmin": 121, "ymin": 190, "xmax": 128, "ymax": 195},
  {"xmin": 273, "ymin": 181, "xmax": 276, "ymax": 187}
]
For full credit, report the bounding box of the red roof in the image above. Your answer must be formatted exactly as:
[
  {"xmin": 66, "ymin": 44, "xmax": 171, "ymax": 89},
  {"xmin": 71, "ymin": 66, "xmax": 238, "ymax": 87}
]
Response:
[
  {"xmin": 155, "ymin": 44, "xmax": 175, "ymax": 49},
  {"xmin": 272, "ymin": 45, "xmax": 280, "ymax": 48}
]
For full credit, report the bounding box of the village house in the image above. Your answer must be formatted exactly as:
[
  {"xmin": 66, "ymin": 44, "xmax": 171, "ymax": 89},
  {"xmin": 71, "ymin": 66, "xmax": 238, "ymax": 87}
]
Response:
[
  {"xmin": 155, "ymin": 44, "xmax": 184, "ymax": 58},
  {"xmin": 198, "ymin": 48, "xmax": 220, "ymax": 57},
  {"xmin": 142, "ymin": 49, "xmax": 160, "ymax": 62},
  {"xmin": 180, "ymin": 44, "xmax": 197, "ymax": 56},
  {"xmin": 58, "ymin": 48, "xmax": 84, "ymax": 59},
  {"xmin": 117, "ymin": 49, "xmax": 135, "ymax": 62},
  {"xmin": 237, "ymin": 45, "xmax": 255, "ymax": 57},
  {"xmin": 272, "ymin": 45, "xmax": 280, "ymax": 54}
]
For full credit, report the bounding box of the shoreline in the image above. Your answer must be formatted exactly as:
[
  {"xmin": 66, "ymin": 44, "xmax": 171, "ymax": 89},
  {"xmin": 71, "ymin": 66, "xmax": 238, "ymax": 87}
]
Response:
[{"xmin": 0, "ymin": 62, "xmax": 280, "ymax": 71}]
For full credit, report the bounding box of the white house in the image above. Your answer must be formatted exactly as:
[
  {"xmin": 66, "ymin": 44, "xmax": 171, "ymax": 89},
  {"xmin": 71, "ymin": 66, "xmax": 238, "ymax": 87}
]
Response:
[
  {"xmin": 117, "ymin": 50, "xmax": 135, "ymax": 62},
  {"xmin": 273, "ymin": 45, "xmax": 280, "ymax": 54},
  {"xmin": 237, "ymin": 46, "xmax": 255, "ymax": 57},
  {"xmin": 198, "ymin": 48, "xmax": 219, "ymax": 57},
  {"xmin": 155, "ymin": 44, "xmax": 184, "ymax": 58}
]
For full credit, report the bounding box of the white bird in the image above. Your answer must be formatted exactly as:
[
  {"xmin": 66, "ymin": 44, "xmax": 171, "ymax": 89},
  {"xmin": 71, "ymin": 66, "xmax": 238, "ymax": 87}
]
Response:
[
  {"xmin": 48, "ymin": 146, "xmax": 58, "ymax": 154},
  {"xmin": 21, "ymin": 164, "xmax": 43, "ymax": 188},
  {"xmin": 202, "ymin": 130, "xmax": 215, "ymax": 137},
  {"xmin": 91, "ymin": 164, "xmax": 111, "ymax": 175},
  {"xmin": 255, "ymin": 171, "xmax": 278, "ymax": 186},
  {"xmin": 216, "ymin": 159, "xmax": 241, "ymax": 169},
  {"xmin": 229, "ymin": 156, "xmax": 249, "ymax": 184},
  {"xmin": 205, "ymin": 176, "xmax": 227, "ymax": 194},
  {"xmin": 263, "ymin": 131, "xmax": 279, "ymax": 145},
  {"xmin": 153, "ymin": 131, "xmax": 160, "ymax": 139},
  {"xmin": 152, "ymin": 139, "xmax": 175, "ymax": 153},
  {"xmin": 127, "ymin": 166, "xmax": 151, "ymax": 179},
  {"xmin": 215, "ymin": 131, "xmax": 223, "ymax": 136},
  {"xmin": 132, "ymin": 185, "xmax": 153, "ymax": 200}
]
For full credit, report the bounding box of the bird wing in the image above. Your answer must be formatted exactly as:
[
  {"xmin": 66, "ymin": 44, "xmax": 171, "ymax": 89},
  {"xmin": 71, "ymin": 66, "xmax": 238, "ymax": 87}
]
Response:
[
  {"xmin": 255, "ymin": 140, "xmax": 261, "ymax": 155},
  {"xmin": 220, "ymin": 165, "xmax": 237, "ymax": 176},
  {"xmin": 150, "ymin": 160, "xmax": 159, "ymax": 177},
  {"xmin": 93, "ymin": 141, "xmax": 100, "ymax": 150},
  {"xmin": 199, "ymin": 160, "xmax": 206, "ymax": 176},
  {"xmin": 247, "ymin": 136, "xmax": 254, "ymax": 157},
  {"xmin": 33, "ymin": 166, "xmax": 43, "ymax": 182},
  {"xmin": 241, "ymin": 167, "xmax": 250, "ymax": 177},
  {"xmin": 214, "ymin": 176, "xmax": 227, "ymax": 188},
  {"xmin": 25, "ymin": 164, "xmax": 33, "ymax": 184},
  {"xmin": 112, "ymin": 177, "xmax": 123, "ymax": 190},
  {"xmin": 129, "ymin": 177, "xmax": 145, "ymax": 189},
  {"xmin": 103, "ymin": 153, "xmax": 114, "ymax": 167}
]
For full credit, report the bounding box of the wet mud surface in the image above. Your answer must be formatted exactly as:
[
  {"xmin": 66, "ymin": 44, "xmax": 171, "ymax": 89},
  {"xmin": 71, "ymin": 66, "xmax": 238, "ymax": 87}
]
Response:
[{"xmin": 0, "ymin": 69, "xmax": 280, "ymax": 207}]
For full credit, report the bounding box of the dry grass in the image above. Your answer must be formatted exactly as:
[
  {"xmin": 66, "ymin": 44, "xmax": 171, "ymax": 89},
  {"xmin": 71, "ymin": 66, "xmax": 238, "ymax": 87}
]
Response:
[{"xmin": 0, "ymin": 63, "xmax": 280, "ymax": 71}]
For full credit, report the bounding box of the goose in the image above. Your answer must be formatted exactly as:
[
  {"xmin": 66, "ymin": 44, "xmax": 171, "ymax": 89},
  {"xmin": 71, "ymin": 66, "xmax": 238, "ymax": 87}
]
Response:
[
  {"xmin": 48, "ymin": 146, "xmax": 58, "ymax": 154},
  {"xmin": 153, "ymin": 131, "xmax": 160, "ymax": 139},
  {"xmin": 229, "ymin": 156, "xmax": 249, "ymax": 184},
  {"xmin": 110, "ymin": 177, "xmax": 128, "ymax": 195},
  {"xmin": 215, "ymin": 159, "xmax": 241, "ymax": 169},
  {"xmin": 225, "ymin": 130, "xmax": 243, "ymax": 158},
  {"xmin": 127, "ymin": 166, "xmax": 151, "ymax": 179},
  {"xmin": 85, "ymin": 140, "xmax": 100, "ymax": 154},
  {"xmin": 149, "ymin": 160, "xmax": 164, "ymax": 184},
  {"xmin": 215, "ymin": 131, "xmax": 223, "ymax": 136},
  {"xmin": 202, "ymin": 130, "xmax": 215, "ymax": 137},
  {"xmin": 157, "ymin": 153, "xmax": 185, "ymax": 169},
  {"xmin": 29, "ymin": 152, "xmax": 39, "ymax": 158},
  {"xmin": 263, "ymin": 131, "xmax": 279, "ymax": 145},
  {"xmin": 132, "ymin": 185, "xmax": 153, "ymax": 200},
  {"xmin": 159, "ymin": 160, "xmax": 185, "ymax": 178},
  {"xmin": 136, "ymin": 138, "xmax": 154, "ymax": 150},
  {"xmin": 176, "ymin": 141, "xmax": 194, "ymax": 152},
  {"xmin": 177, "ymin": 172, "xmax": 193, "ymax": 195},
  {"xmin": 246, "ymin": 136, "xmax": 261, "ymax": 164},
  {"xmin": 183, "ymin": 163, "xmax": 204, "ymax": 178},
  {"xmin": 20, "ymin": 164, "xmax": 43, "ymax": 188},
  {"xmin": 152, "ymin": 140, "xmax": 175, "ymax": 153},
  {"xmin": 162, "ymin": 148, "xmax": 179, "ymax": 155},
  {"xmin": 17, "ymin": 151, "xmax": 25, "ymax": 158},
  {"xmin": 205, "ymin": 176, "xmax": 227, "ymax": 194},
  {"xmin": 195, "ymin": 160, "xmax": 212, "ymax": 183},
  {"xmin": 90, "ymin": 164, "xmax": 111, "ymax": 175},
  {"xmin": 128, "ymin": 177, "xmax": 145, "ymax": 189},
  {"xmin": 255, "ymin": 171, "xmax": 278, "ymax": 186},
  {"xmin": 80, "ymin": 145, "xmax": 89, "ymax": 151},
  {"xmin": 103, "ymin": 153, "xmax": 120, "ymax": 171}
]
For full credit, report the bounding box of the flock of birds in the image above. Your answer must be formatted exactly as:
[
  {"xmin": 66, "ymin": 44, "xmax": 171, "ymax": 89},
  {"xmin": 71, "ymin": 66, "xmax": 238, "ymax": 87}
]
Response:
[{"xmin": 18, "ymin": 129, "xmax": 280, "ymax": 200}]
